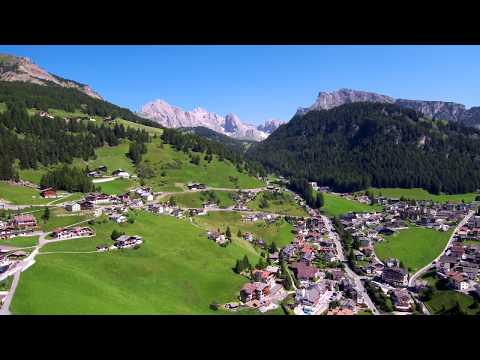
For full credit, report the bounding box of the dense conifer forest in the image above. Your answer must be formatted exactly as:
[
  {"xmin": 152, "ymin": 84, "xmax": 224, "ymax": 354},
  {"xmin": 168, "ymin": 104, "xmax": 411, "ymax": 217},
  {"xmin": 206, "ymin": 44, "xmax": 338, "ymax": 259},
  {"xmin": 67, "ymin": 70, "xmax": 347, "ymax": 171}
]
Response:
[{"xmin": 248, "ymin": 102, "xmax": 480, "ymax": 194}]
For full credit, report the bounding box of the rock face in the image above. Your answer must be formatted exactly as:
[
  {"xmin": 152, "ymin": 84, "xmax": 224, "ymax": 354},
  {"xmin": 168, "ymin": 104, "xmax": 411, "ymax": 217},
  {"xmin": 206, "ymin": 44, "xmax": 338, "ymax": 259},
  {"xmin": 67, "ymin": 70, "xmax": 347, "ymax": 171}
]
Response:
[
  {"xmin": 257, "ymin": 119, "xmax": 285, "ymax": 134},
  {"xmin": 297, "ymin": 88, "xmax": 394, "ymax": 114},
  {"xmin": 138, "ymin": 99, "xmax": 281, "ymax": 141},
  {"xmin": 299, "ymin": 88, "xmax": 480, "ymax": 128},
  {"xmin": 0, "ymin": 53, "xmax": 102, "ymax": 99},
  {"xmin": 394, "ymin": 99, "xmax": 466, "ymax": 122}
]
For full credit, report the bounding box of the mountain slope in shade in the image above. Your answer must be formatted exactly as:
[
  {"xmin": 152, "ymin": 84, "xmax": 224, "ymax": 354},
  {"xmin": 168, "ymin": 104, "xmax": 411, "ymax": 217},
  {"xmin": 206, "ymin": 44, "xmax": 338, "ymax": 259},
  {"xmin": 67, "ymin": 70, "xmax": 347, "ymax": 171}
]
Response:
[
  {"xmin": 0, "ymin": 53, "xmax": 102, "ymax": 100},
  {"xmin": 298, "ymin": 88, "xmax": 480, "ymax": 129},
  {"xmin": 138, "ymin": 99, "xmax": 281, "ymax": 141}
]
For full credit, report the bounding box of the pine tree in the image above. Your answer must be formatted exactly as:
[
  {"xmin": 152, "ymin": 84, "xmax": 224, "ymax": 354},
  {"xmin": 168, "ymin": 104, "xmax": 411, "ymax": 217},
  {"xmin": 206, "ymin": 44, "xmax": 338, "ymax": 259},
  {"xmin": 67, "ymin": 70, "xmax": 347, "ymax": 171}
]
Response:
[
  {"xmin": 41, "ymin": 207, "xmax": 50, "ymax": 223},
  {"xmin": 226, "ymin": 226, "xmax": 232, "ymax": 240},
  {"xmin": 234, "ymin": 259, "xmax": 243, "ymax": 274},
  {"xmin": 242, "ymin": 255, "xmax": 251, "ymax": 271}
]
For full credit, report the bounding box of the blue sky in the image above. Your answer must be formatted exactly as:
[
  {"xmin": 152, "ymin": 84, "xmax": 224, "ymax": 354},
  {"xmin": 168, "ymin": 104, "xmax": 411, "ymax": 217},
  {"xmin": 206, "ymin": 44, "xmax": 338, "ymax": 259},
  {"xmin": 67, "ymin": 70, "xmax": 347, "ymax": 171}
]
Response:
[{"xmin": 1, "ymin": 45, "xmax": 480, "ymax": 125}]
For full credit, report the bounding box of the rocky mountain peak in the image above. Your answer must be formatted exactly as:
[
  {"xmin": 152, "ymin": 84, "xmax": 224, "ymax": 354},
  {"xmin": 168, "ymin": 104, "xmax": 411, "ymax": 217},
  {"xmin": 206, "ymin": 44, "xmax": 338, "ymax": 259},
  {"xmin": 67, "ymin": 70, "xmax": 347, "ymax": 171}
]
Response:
[
  {"xmin": 257, "ymin": 118, "xmax": 285, "ymax": 133},
  {"xmin": 297, "ymin": 88, "xmax": 480, "ymax": 129},
  {"xmin": 138, "ymin": 100, "xmax": 268, "ymax": 141}
]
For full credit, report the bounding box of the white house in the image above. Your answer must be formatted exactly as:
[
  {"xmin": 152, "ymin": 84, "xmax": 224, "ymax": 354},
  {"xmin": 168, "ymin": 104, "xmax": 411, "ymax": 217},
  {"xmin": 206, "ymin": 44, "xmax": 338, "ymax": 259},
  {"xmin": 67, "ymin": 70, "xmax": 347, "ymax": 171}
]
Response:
[
  {"xmin": 65, "ymin": 202, "xmax": 81, "ymax": 212},
  {"xmin": 113, "ymin": 169, "xmax": 130, "ymax": 179}
]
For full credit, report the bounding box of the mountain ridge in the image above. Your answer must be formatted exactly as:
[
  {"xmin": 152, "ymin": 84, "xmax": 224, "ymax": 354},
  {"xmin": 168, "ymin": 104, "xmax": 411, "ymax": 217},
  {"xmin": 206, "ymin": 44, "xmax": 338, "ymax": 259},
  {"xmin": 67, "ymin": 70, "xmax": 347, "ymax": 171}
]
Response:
[
  {"xmin": 0, "ymin": 53, "xmax": 102, "ymax": 100},
  {"xmin": 138, "ymin": 99, "xmax": 284, "ymax": 141},
  {"xmin": 298, "ymin": 88, "xmax": 480, "ymax": 128}
]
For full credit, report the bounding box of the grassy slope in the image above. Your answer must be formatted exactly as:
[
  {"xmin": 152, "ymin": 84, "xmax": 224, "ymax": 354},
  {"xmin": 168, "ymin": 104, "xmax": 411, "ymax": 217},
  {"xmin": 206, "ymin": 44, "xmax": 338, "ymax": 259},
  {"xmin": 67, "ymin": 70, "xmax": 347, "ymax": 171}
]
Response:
[
  {"xmin": 247, "ymin": 191, "xmax": 308, "ymax": 217},
  {"xmin": 422, "ymin": 273, "xmax": 477, "ymax": 315},
  {"xmin": 72, "ymin": 141, "xmax": 136, "ymax": 175},
  {"xmin": 96, "ymin": 179, "xmax": 138, "ymax": 195},
  {"xmin": 18, "ymin": 141, "xmax": 137, "ymax": 186},
  {"xmin": 368, "ymin": 188, "xmax": 478, "ymax": 203},
  {"xmin": 0, "ymin": 235, "xmax": 38, "ymax": 248},
  {"xmin": 141, "ymin": 139, "xmax": 264, "ymax": 191},
  {"xmin": 11, "ymin": 212, "xmax": 261, "ymax": 315},
  {"xmin": 115, "ymin": 118, "xmax": 163, "ymax": 135},
  {"xmin": 0, "ymin": 182, "xmax": 50, "ymax": 205},
  {"xmin": 40, "ymin": 208, "xmax": 90, "ymax": 232},
  {"xmin": 374, "ymin": 227, "xmax": 453, "ymax": 273},
  {"xmin": 321, "ymin": 193, "xmax": 382, "ymax": 217},
  {"xmin": 193, "ymin": 211, "xmax": 294, "ymax": 248},
  {"xmin": 172, "ymin": 191, "xmax": 235, "ymax": 209}
]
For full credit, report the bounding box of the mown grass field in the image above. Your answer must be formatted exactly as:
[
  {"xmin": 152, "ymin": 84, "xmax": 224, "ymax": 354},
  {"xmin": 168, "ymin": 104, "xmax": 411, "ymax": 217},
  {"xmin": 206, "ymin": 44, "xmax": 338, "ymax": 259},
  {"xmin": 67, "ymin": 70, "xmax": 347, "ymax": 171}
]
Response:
[
  {"xmin": 18, "ymin": 168, "xmax": 49, "ymax": 185},
  {"xmin": 422, "ymin": 273, "xmax": 478, "ymax": 315},
  {"xmin": 321, "ymin": 193, "xmax": 382, "ymax": 217},
  {"xmin": 96, "ymin": 178, "xmax": 138, "ymax": 195},
  {"xmin": 40, "ymin": 208, "xmax": 90, "ymax": 232},
  {"xmin": 0, "ymin": 235, "xmax": 38, "ymax": 248},
  {"xmin": 374, "ymin": 227, "xmax": 453, "ymax": 273},
  {"xmin": 141, "ymin": 139, "xmax": 265, "ymax": 191},
  {"xmin": 368, "ymin": 188, "xmax": 478, "ymax": 203},
  {"xmin": 172, "ymin": 191, "xmax": 236, "ymax": 209},
  {"xmin": 72, "ymin": 141, "xmax": 136, "ymax": 176},
  {"xmin": 11, "ymin": 212, "xmax": 262, "ymax": 314},
  {"xmin": 115, "ymin": 118, "xmax": 163, "ymax": 135},
  {"xmin": 193, "ymin": 211, "xmax": 294, "ymax": 248},
  {"xmin": 247, "ymin": 191, "xmax": 308, "ymax": 217},
  {"xmin": 0, "ymin": 182, "xmax": 50, "ymax": 205}
]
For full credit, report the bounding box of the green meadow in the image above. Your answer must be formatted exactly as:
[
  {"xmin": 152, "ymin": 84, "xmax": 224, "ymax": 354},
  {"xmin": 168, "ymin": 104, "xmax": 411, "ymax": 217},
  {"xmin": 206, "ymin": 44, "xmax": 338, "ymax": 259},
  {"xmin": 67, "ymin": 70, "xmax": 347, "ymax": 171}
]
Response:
[
  {"xmin": 115, "ymin": 118, "xmax": 163, "ymax": 135},
  {"xmin": 72, "ymin": 140, "xmax": 136, "ymax": 175},
  {"xmin": 40, "ymin": 208, "xmax": 90, "ymax": 232},
  {"xmin": 321, "ymin": 193, "xmax": 382, "ymax": 217},
  {"xmin": 0, "ymin": 235, "xmax": 38, "ymax": 248},
  {"xmin": 172, "ymin": 191, "xmax": 236, "ymax": 209},
  {"xmin": 0, "ymin": 182, "xmax": 50, "ymax": 205},
  {"xmin": 193, "ymin": 211, "xmax": 294, "ymax": 248},
  {"xmin": 247, "ymin": 191, "xmax": 308, "ymax": 217},
  {"xmin": 374, "ymin": 227, "xmax": 452, "ymax": 273},
  {"xmin": 11, "ymin": 212, "xmax": 261, "ymax": 314},
  {"xmin": 422, "ymin": 273, "xmax": 478, "ymax": 315},
  {"xmin": 141, "ymin": 139, "xmax": 265, "ymax": 191},
  {"xmin": 17, "ymin": 141, "xmax": 136, "ymax": 186},
  {"xmin": 96, "ymin": 178, "xmax": 138, "ymax": 195},
  {"xmin": 368, "ymin": 188, "xmax": 478, "ymax": 203}
]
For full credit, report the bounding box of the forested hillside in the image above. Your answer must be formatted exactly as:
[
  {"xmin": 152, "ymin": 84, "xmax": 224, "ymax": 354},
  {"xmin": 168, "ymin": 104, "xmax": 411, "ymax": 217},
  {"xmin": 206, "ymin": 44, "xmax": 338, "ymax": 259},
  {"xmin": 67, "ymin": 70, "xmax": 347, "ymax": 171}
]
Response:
[
  {"xmin": 248, "ymin": 102, "xmax": 480, "ymax": 194},
  {"xmin": 0, "ymin": 101, "xmax": 150, "ymax": 180},
  {"xmin": 0, "ymin": 81, "xmax": 160, "ymax": 127}
]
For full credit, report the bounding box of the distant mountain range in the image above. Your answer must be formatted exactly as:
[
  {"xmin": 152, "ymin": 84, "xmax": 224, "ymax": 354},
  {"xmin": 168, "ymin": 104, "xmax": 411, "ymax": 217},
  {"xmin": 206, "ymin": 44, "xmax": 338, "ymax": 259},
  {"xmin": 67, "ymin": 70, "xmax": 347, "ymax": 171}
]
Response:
[
  {"xmin": 138, "ymin": 99, "xmax": 284, "ymax": 141},
  {"xmin": 297, "ymin": 88, "xmax": 480, "ymax": 129},
  {"xmin": 0, "ymin": 53, "xmax": 102, "ymax": 100}
]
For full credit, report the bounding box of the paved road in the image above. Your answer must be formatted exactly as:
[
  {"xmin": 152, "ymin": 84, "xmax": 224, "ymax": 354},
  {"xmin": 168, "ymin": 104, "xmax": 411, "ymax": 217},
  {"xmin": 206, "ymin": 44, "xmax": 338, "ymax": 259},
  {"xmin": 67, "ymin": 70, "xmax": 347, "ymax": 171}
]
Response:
[
  {"xmin": 0, "ymin": 216, "xmax": 96, "ymax": 315},
  {"xmin": 408, "ymin": 210, "xmax": 475, "ymax": 287},
  {"xmin": 318, "ymin": 212, "xmax": 380, "ymax": 315},
  {"xmin": 0, "ymin": 269, "xmax": 21, "ymax": 315}
]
